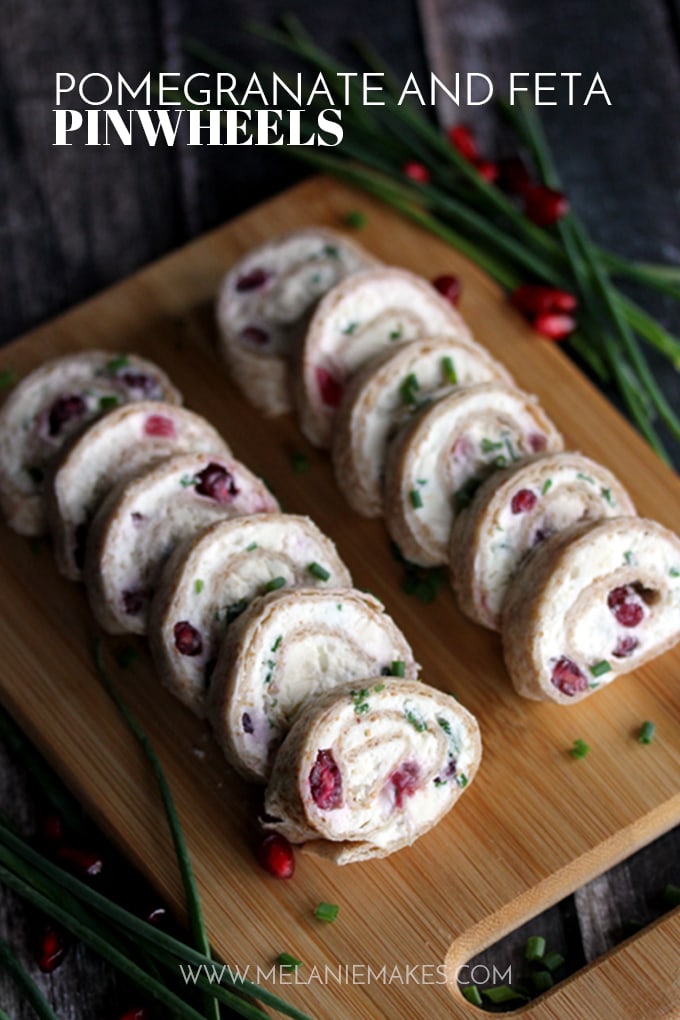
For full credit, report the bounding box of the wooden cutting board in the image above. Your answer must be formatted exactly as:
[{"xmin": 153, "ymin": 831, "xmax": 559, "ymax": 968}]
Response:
[{"xmin": 0, "ymin": 176, "xmax": 679, "ymax": 1020}]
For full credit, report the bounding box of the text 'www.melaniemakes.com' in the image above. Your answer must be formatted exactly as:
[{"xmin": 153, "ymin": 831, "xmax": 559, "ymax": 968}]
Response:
[
  {"xmin": 178, "ymin": 962, "xmax": 513, "ymax": 986},
  {"xmin": 53, "ymin": 71, "xmax": 611, "ymax": 147}
]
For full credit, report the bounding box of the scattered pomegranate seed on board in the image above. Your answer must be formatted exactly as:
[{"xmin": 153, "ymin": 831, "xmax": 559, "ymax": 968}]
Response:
[
  {"xmin": 525, "ymin": 185, "xmax": 570, "ymax": 226},
  {"xmin": 475, "ymin": 160, "xmax": 499, "ymax": 184},
  {"xmin": 510, "ymin": 284, "xmax": 577, "ymax": 318},
  {"xmin": 402, "ymin": 160, "xmax": 430, "ymax": 184},
  {"xmin": 432, "ymin": 274, "xmax": 461, "ymax": 306},
  {"xmin": 258, "ymin": 834, "xmax": 295, "ymax": 879},
  {"xmin": 35, "ymin": 924, "xmax": 68, "ymax": 973},
  {"xmin": 447, "ymin": 124, "xmax": 479, "ymax": 162},
  {"xmin": 533, "ymin": 313, "xmax": 576, "ymax": 341}
]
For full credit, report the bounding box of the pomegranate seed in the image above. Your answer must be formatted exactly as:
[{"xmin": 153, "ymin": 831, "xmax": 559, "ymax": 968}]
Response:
[
  {"xmin": 402, "ymin": 160, "xmax": 430, "ymax": 184},
  {"xmin": 511, "ymin": 488, "xmax": 538, "ymax": 514},
  {"xmin": 511, "ymin": 284, "xmax": 578, "ymax": 318},
  {"xmin": 258, "ymin": 833, "xmax": 295, "ymax": 879},
  {"xmin": 120, "ymin": 371, "xmax": 154, "ymax": 394},
  {"xmin": 447, "ymin": 124, "xmax": 479, "ymax": 162},
  {"xmin": 48, "ymin": 394, "xmax": 86, "ymax": 436},
  {"xmin": 173, "ymin": 621, "xmax": 203, "ymax": 656},
  {"xmin": 144, "ymin": 414, "xmax": 176, "ymax": 438},
  {"xmin": 432, "ymin": 274, "xmax": 461, "ymax": 306},
  {"xmin": 309, "ymin": 749, "xmax": 342, "ymax": 810},
  {"xmin": 194, "ymin": 462, "xmax": 239, "ymax": 502},
  {"xmin": 608, "ymin": 586, "xmax": 644, "ymax": 628},
  {"xmin": 236, "ymin": 267, "xmax": 271, "ymax": 292},
  {"xmin": 35, "ymin": 924, "xmax": 68, "ymax": 973},
  {"xmin": 122, "ymin": 589, "xmax": 147, "ymax": 616},
  {"xmin": 475, "ymin": 160, "xmax": 499, "ymax": 184},
  {"xmin": 40, "ymin": 813, "xmax": 63, "ymax": 844},
  {"xmin": 117, "ymin": 1009, "xmax": 147, "ymax": 1020},
  {"xmin": 525, "ymin": 185, "xmax": 569, "ymax": 227},
  {"xmin": 533, "ymin": 312, "xmax": 576, "ymax": 341},
  {"xmin": 613, "ymin": 636, "xmax": 639, "ymax": 658},
  {"xmin": 551, "ymin": 656, "xmax": 588, "ymax": 697},
  {"xmin": 55, "ymin": 845, "xmax": 103, "ymax": 878},
  {"xmin": 390, "ymin": 762, "xmax": 420, "ymax": 808},
  {"xmin": 498, "ymin": 156, "xmax": 533, "ymax": 196},
  {"xmin": 528, "ymin": 433, "xmax": 548, "ymax": 452},
  {"xmin": 241, "ymin": 325, "xmax": 269, "ymax": 346},
  {"xmin": 316, "ymin": 367, "xmax": 343, "ymax": 408}
]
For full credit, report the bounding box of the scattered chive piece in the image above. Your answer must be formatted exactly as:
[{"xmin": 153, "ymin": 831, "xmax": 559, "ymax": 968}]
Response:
[
  {"xmin": 670, "ymin": 567, "xmax": 680, "ymax": 577},
  {"xmin": 264, "ymin": 577, "xmax": 286, "ymax": 593},
  {"xmin": 179, "ymin": 474, "xmax": 195, "ymax": 488},
  {"xmin": 350, "ymin": 688, "xmax": 370, "ymax": 715},
  {"xmin": 343, "ymin": 210, "xmax": 367, "ymax": 229},
  {"xmin": 225, "ymin": 599, "xmax": 248, "ymax": 624},
  {"xmin": 480, "ymin": 437, "xmax": 503, "ymax": 452},
  {"xmin": 531, "ymin": 970, "xmax": 554, "ymax": 993},
  {"xmin": 115, "ymin": 645, "xmax": 139, "ymax": 669},
  {"xmin": 399, "ymin": 372, "xmax": 420, "ymax": 406},
  {"xmin": 590, "ymin": 660, "xmax": 612, "ymax": 678},
  {"xmin": 638, "ymin": 720, "xmax": 656, "ymax": 745},
  {"xmin": 98, "ymin": 395, "xmax": 119, "ymax": 412},
  {"xmin": 389, "ymin": 327, "xmax": 403, "ymax": 340},
  {"xmin": 482, "ymin": 985, "xmax": 527, "ymax": 1004},
  {"xmin": 441, "ymin": 356, "xmax": 457, "ymax": 385},
  {"xmin": 663, "ymin": 883, "xmax": 680, "ymax": 907},
  {"xmin": 457, "ymin": 773, "xmax": 468, "ymax": 788},
  {"xmin": 0, "ymin": 934, "xmax": 59, "ymax": 1020},
  {"xmin": 525, "ymin": 935, "xmax": 546, "ymax": 961},
  {"xmin": 308, "ymin": 561, "xmax": 330, "ymax": 581},
  {"xmin": 277, "ymin": 952, "xmax": 302, "ymax": 970},
  {"xmin": 105, "ymin": 355, "xmax": 129, "ymax": 373},
  {"xmin": 461, "ymin": 985, "xmax": 482, "ymax": 1006},
  {"xmin": 290, "ymin": 450, "xmax": 309, "ymax": 474},
  {"xmin": 314, "ymin": 902, "xmax": 339, "ymax": 923},
  {"xmin": 324, "ymin": 244, "xmax": 339, "ymax": 258},
  {"xmin": 409, "ymin": 488, "xmax": 423, "ymax": 509},
  {"xmin": 341, "ymin": 321, "xmax": 358, "ymax": 335},
  {"xmin": 246, "ymin": 542, "xmax": 258, "ymax": 551},
  {"xmin": 542, "ymin": 951, "xmax": 565, "ymax": 972},
  {"xmin": 624, "ymin": 550, "xmax": 634, "ymax": 565},
  {"xmin": 601, "ymin": 487, "xmax": 614, "ymax": 506},
  {"xmin": 272, "ymin": 635, "xmax": 283, "ymax": 652},
  {"xmin": 542, "ymin": 478, "xmax": 553, "ymax": 494},
  {"xmin": 373, "ymin": 682, "xmax": 385, "ymax": 692},
  {"xmin": 570, "ymin": 739, "xmax": 590, "ymax": 759},
  {"xmin": 576, "ymin": 472, "xmax": 595, "ymax": 484},
  {"xmin": 504, "ymin": 436, "xmax": 518, "ymax": 462},
  {"xmin": 194, "ymin": 579, "xmax": 204, "ymax": 595},
  {"xmin": 405, "ymin": 708, "xmax": 427, "ymax": 733},
  {"xmin": 0, "ymin": 368, "xmax": 17, "ymax": 390},
  {"xmin": 391, "ymin": 660, "xmax": 406, "ymax": 677}
]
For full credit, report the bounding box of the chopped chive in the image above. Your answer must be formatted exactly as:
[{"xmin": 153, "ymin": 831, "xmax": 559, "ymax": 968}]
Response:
[
  {"xmin": 272, "ymin": 635, "xmax": 283, "ymax": 652},
  {"xmin": 624, "ymin": 550, "xmax": 635, "ymax": 565},
  {"xmin": 391, "ymin": 660, "xmax": 406, "ymax": 677},
  {"xmin": 115, "ymin": 645, "xmax": 139, "ymax": 669},
  {"xmin": 638, "ymin": 721, "xmax": 656, "ymax": 745},
  {"xmin": 98, "ymin": 395, "xmax": 119, "ymax": 412},
  {"xmin": 389, "ymin": 326, "xmax": 403, "ymax": 340},
  {"xmin": 492, "ymin": 454, "xmax": 508, "ymax": 468},
  {"xmin": 343, "ymin": 210, "xmax": 366, "ymax": 229},
  {"xmin": 373, "ymin": 682, "xmax": 385, "ymax": 692},
  {"xmin": 525, "ymin": 935, "xmax": 546, "ymax": 961},
  {"xmin": 105, "ymin": 355, "xmax": 129, "ymax": 373},
  {"xmin": 669, "ymin": 567, "xmax": 680, "ymax": 578},
  {"xmin": 482, "ymin": 985, "xmax": 528, "ymax": 1004},
  {"xmin": 570, "ymin": 738, "xmax": 590, "ymax": 759},
  {"xmin": 194, "ymin": 579, "xmax": 204, "ymax": 595},
  {"xmin": 264, "ymin": 577, "xmax": 286, "ymax": 593},
  {"xmin": 314, "ymin": 902, "xmax": 339, "ymax": 923},
  {"xmin": 663, "ymin": 883, "xmax": 680, "ymax": 907},
  {"xmin": 399, "ymin": 372, "xmax": 420, "ymax": 405},
  {"xmin": 437, "ymin": 716, "xmax": 451, "ymax": 735},
  {"xmin": 504, "ymin": 436, "xmax": 518, "ymax": 462},
  {"xmin": 308, "ymin": 561, "xmax": 330, "ymax": 581},
  {"xmin": 480, "ymin": 437, "xmax": 503, "ymax": 452},
  {"xmin": 542, "ymin": 951, "xmax": 565, "ymax": 972},
  {"xmin": 324, "ymin": 244, "xmax": 339, "ymax": 258},
  {"xmin": 409, "ymin": 488, "xmax": 423, "ymax": 509},
  {"xmin": 179, "ymin": 474, "xmax": 195, "ymax": 488},
  {"xmin": 531, "ymin": 970, "xmax": 554, "ymax": 993},
  {"xmin": 225, "ymin": 599, "xmax": 248, "ymax": 624},
  {"xmin": 590, "ymin": 660, "xmax": 612, "ymax": 678},
  {"xmin": 277, "ymin": 952, "xmax": 302, "ymax": 970},
  {"xmin": 246, "ymin": 542, "xmax": 258, "ymax": 551},
  {"xmin": 577, "ymin": 472, "xmax": 595, "ymax": 484},
  {"xmin": 461, "ymin": 985, "xmax": 482, "ymax": 1006},
  {"xmin": 341, "ymin": 321, "xmax": 358, "ymax": 335},
  {"xmin": 0, "ymin": 934, "xmax": 59, "ymax": 1020},
  {"xmin": 441, "ymin": 356, "xmax": 457, "ymax": 385},
  {"xmin": 0, "ymin": 368, "xmax": 16, "ymax": 390},
  {"xmin": 457, "ymin": 773, "xmax": 468, "ymax": 788},
  {"xmin": 350, "ymin": 688, "xmax": 370, "ymax": 715},
  {"xmin": 542, "ymin": 478, "xmax": 553, "ymax": 494},
  {"xmin": 290, "ymin": 450, "xmax": 309, "ymax": 474},
  {"xmin": 601, "ymin": 487, "xmax": 615, "ymax": 506},
  {"xmin": 405, "ymin": 708, "xmax": 427, "ymax": 733}
]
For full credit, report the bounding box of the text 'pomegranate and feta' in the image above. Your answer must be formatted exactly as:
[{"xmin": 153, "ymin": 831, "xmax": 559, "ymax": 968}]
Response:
[
  {"xmin": 502, "ymin": 517, "xmax": 680, "ymax": 704},
  {"xmin": 263, "ymin": 677, "xmax": 481, "ymax": 864}
]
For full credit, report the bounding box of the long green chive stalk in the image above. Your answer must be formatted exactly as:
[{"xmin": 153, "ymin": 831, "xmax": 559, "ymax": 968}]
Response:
[
  {"xmin": 186, "ymin": 17, "xmax": 680, "ymax": 463},
  {"xmin": 0, "ymin": 935, "xmax": 59, "ymax": 1020}
]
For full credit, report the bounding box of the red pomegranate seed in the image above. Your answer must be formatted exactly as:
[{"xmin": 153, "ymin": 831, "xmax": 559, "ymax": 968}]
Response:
[
  {"xmin": 309, "ymin": 749, "xmax": 342, "ymax": 810},
  {"xmin": 510, "ymin": 284, "xmax": 578, "ymax": 318},
  {"xmin": 613, "ymin": 636, "xmax": 639, "ymax": 659},
  {"xmin": 55, "ymin": 845, "xmax": 103, "ymax": 878},
  {"xmin": 390, "ymin": 762, "xmax": 420, "ymax": 809},
  {"xmin": 511, "ymin": 488, "xmax": 538, "ymax": 514},
  {"xmin": 120, "ymin": 371, "xmax": 154, "ymax": 394},
  {"xmin": 528, "ymin": 433, "xmax": 548, "ymax": 452},
  {"xmin": 117, "ymin": 1008, "xmax": 147, "ymax": 1020},
  {"xmin": 122, "ymin": 589, "xmax": 147, "ymax": 616},
  {"xmin": 40, "ymin": 813, "xmax": 63, "ymax": 844},
  {"xmin": 475, "ymin": 160, "xmax": 499, "ymax": 183},
  {"xmin": 432, "ymin": 274, "xmax": 461, "ymax": 306},
  {"xmin": 258, "ymin": 833, "xmax": 295, "ymax": 879},
  {"xmin": 35, "ymin": 924, "xmax": 68, "ymax": 973},
  {"xmin": 551, "ymin": 656, "xmax": 588, "ymax": 696},
  {"xmin": 608, "ymin": 586, "xmax": 644, "ymax": 628},
  {"xmin": 533, "ymin": 312, "xmax": 576, "ymax": 341},
  {"xmin": 316, "ymin": 367, "xmax": 343, "ymax": 408},
  {"xmin": 173, "ymin": 620, "xmax": 203, "ymax": 656},
  {"xmin": 402, "ymin": 160, "xmax": 430, "ymax": 184},
  {"xmin": 236, "ymin": 267, "xmax": 271, "ymax": 292},
  {"xmin": 195, "ymin": 462, "xmax": 238, "ymax": 503},
  {"xmin": 48, "ymin": 394, "xmax": 86, "ymax": 437},
  {"xmin": 525, "ymin": 185, "xmax": 569, "ymax": 227},
  {"xmin": 498, "ymin": 156, "xmax": 533, "ymax": 196},
  {"xmin": 144, "ymin": 414, "xmax": 176, "ymax": 438},
  {"xmin": 241, "ymin": 325, "xmax": 269, "ymax": 346},
  {"xmin": 447, "ymin": 124, "xmax": 479, "ymax": 162}
]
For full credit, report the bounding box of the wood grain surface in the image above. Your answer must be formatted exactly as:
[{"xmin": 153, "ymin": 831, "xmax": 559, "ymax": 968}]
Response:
[{"xmin": 0, "ymin": 176, "xmax": 679, "ymax": 1019}]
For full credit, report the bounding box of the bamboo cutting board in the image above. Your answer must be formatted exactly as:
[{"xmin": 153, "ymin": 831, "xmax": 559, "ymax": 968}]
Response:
[{"xmin": 0, "ymin": 177, "xmax": 679, "ymax": 1020}]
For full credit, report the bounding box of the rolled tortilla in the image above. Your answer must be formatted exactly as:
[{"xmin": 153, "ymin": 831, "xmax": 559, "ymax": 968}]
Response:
[
  {"xmin": 216, "ymin": 228, "xmax": 376, "ymax": 417},
  {"xmin": 209, "ymin": 588, "xmax": 418, "ymax": 783},
  {"xmin": 149, "ymin": 513, "xmax": 352, "ymax": 717},
  {"xmin": 332, "ymin": 336, "xmax": 514, "ymax": 518},
  {"xmin": 264, "ymin": 677, "xmax": 481, "ymax": 864},
  {"xmin": 0, "ymin": 351, "xmax": 180, "ymax": 536},
  {"xmin": 450, "ymin": 452, "xmax": 636, "ymax": 630},
  {"xmin": 384, "ymin": 382, "xmax": 563, "ymax": 568},
  {"xmin": 502, "ymin": 517, "xmax": 680, "ymax": 704},
  {"xmin": 85, "ymin": 452, "xmax": 279, "ymax": 635},
  {"xmin": 296, "ymin": 267, "xmax": 473, "ymax": 448},
  {"xmin": 47, "ymin": 402, "xmax": 231, "ymax": 581}
]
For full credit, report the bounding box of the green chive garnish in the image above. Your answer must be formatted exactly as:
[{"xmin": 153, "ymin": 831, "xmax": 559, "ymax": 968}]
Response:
[
  {"xmin": 0, "ymin": 368, "xmax": 17, "ymax": 390},
  {"xmin": 601, "ymin": 487, "xmax": 615, "ymax": 506},
  {"xmin": 277, "ymin": 952, "xmax": 302, "ymax": 969},
  {"xmin": 669, "ymin": 567, "xmax": 680, "ymax": 578},
  {"xmin": 272, "ymin": 635, "xmax": 283, "ymax": 652},
  {"xmin": 264, "ymin": 577, "xmax": 286, "ymax": 593},
  {"xmin": 179, "ymin": 474, "xmax": 195, "ymax": 488},
  {"xmin": 542, "ymin": 951, "xmax": 565, "ymax": 972},
  {"xmin": 399, "ymin": 372, "xmax": 420, "ymax": 406},
  {"xmin": 308, "ymin": 561, "xmax": 330, "ymax": 581},
  {"xmin": 194, "ymin": 579, "xmax": 204, "ymax": 595},
  {"xmin": 570, "ymin": 739, "xmax": 590, "ymax": 759},
  {"xmin": 409, "ymin": 488, "xmax": 423, "ymax": 509},
  {"xmin": 98, "ymin": 395, "xmax": 119, "ymax": 412},
  {"xmin": 105, "ymin": 355, "xmax": 129, "ymax": 373},
  {"xmin": 624, "ymin": 550, "xmax": 634, "ymax": 565},
  {"xmin": 314, "ymin": 902, "xmax": 339, "ymax": 923},
  {"xmin": 246, "ymin": 541, "xmax": 258, "ymax": 551},
  {"xmin": 0, "ymin": 935, "xmax": 59, "ymax": 1020},
  {"xmin": 480, "ymin": 437, "xmax": 503, "ymax": 452},
  {"xmin": 351, "ymin": 688, "xmax": 370, "ymax": 715},
  {"xmin": 290, "ymin": 450, "xmax": 309, "ymax": 474},
  {"xmin": 461, "ymin": 985, "xmax": 482, "ymax": 1006},
  {"xmin": 482, "ymin": 985, "xmax": 528, "ymax": 1004},
  {"xmin": 542, "ymin": 478, "xmax": 553, "ymax": 494},
  {"xmin": 405, "ymin": 708, "xmax": 427, "ymax": 733},
  {"xmin": 525, "ymin": 935, "xmax": 546, "ymax": 961},
  {"xmin": 638, "ymin": 721, "xmax": 656, "ymax": 745},
  {"xmin": 389, "ymin": 327, "xmax": 403, "ymax": 340},
  {"xmin": 441, "ymin": 356, "xmax": 457, "ymax": 385},
  {"xmin": 590, "ymin": 660, "xmax": 612, "ymax": 678},
  {"xmin": 663, "ymin": 883, "xmax": 680, "ymax": 907},
  {"xmin": 391, "ymin": 660, "xmax": 406, "ymax": 677},
  {"xmin": 531, "ymin": 970, "xmax": 554, "ymax": 993},
  {"xmin": 341, "ymin": 321, "xmax": 358, "ymax": 335},
  {"xmin": 577, "ymin": 472, "xmax": 595, "ymax": 484},
  {"xmin": 343, "ymin": 210, "xmax": 367, "ymax": 229},
  {"xmin": 457, "ymin": 773, "xmax": 468, "ymax": 788}
]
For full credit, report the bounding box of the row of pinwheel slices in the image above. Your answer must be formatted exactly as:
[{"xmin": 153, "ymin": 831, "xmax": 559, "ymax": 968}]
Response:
[
  {"xmin": 216, "ymin": 228, "xmax": 680, "ymax": 706},
  {"xmin": 0, "ymin": 349, "xmax": 481, "ymax": 863}
]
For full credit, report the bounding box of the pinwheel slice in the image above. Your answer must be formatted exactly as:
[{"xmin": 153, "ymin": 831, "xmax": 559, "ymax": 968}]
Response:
[
  {"xmin": 384, "ymin": 382, "xmax": 563, "ymax": 567},
  {"xmin": 263, "ymin": 677, "xmax": 481, "ymax": 864},
  {"xmin": 502, "ymin": 517, "xmax": 680, "ymax": 704},
  {"xmin": 0, "ymin": 351, "xmax": 180, "ymax": 536},
  {"xmin": 332, "ymin": 336, "xmax": 514, "ymax": 518},
  {"xmin": 450, "ymin": 452, "xmax": 636, "ymax": 630},
  {"xmin": 48, "ymin": 402, "xmax": 231, "ymax": 582},
  {"xmin": 296, "ymin": 267, "xmax": 473, "ymax": 448},
  {"xmin": 149, "ymin": 514, "xmax": 352, "ymax": 717},
  {"xmin": 209, "ymin": 588, "xmax": 418, "ymax": 783},
  {"xmin": 216, "ymin": 228, "xmax": 376, "ymax": 417},
  {"xmin": 85, "ymin": 452, "xmax": 279, "ymax": 636}
]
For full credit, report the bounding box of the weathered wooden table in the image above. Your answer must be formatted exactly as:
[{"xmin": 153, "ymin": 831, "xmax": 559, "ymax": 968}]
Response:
[{"xmin": 1, "ymin": 0, "xmax": 678, "ymax": 1015}]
